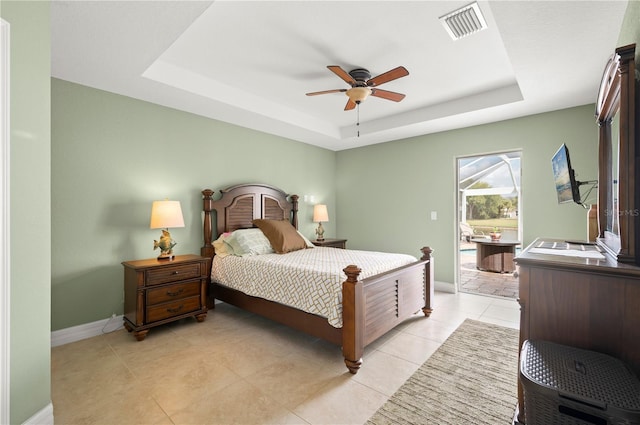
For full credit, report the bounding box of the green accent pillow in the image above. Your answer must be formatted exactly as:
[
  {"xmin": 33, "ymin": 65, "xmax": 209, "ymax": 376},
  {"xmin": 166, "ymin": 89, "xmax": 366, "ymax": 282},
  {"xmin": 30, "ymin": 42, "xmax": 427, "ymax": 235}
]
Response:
[
  {"xmin": 225, "ymin": 228, "xmax": 274, "ymax": 256},
  {"xmin": 213, "ymin": 232, "xmax": 234, "ymax": 257}
]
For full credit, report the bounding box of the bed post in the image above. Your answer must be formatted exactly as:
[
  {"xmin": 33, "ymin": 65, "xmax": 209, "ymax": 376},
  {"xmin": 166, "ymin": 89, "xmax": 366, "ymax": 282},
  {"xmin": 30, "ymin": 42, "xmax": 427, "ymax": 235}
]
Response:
[
  {"xmin": 421, "ymin": 246, "xmax": 434, "ymax": 317},
  {"xmin": 342, "ymin": 264, "xmax": 363, "ymax": 374},
  {"xmin": 202, "ymin": 189, "xmax": 215, "ymax": 309},
  {"xmin": 201, "ymin": 189, "xmax": 215, "ymax": 258},
  {"xmin": 290, "ymin": 194, "xmax": 299, "ymax": 229}
]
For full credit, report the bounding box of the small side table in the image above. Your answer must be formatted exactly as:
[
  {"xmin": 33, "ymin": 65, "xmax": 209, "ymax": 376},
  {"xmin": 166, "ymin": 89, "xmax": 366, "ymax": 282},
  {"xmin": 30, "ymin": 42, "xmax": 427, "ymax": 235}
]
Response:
[
  {"xmin": 122, "ymin": 254, "xmax": 208, "ymax": 341},
  {"xmin": 312, "ymin": 238, "xmax": 347, "ymax": 249},
  {"xmin": 471, "ymin": 238, "xmax": 520, "ymax": 273}
]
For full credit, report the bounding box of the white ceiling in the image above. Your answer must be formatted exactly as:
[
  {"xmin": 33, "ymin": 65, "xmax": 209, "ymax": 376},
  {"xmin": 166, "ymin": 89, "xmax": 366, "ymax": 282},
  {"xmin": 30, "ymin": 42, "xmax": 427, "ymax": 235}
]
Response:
[{"xmin": 51, "ymin": 0, "xmax": 629, "ymax": 151}]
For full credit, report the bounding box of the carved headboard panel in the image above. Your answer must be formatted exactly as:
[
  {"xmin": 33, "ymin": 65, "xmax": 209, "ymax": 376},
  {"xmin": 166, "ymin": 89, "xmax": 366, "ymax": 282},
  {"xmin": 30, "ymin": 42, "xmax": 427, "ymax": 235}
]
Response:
[{"xmin": 201, "ymin": 184, "xmax": 299, "ymax": 259}]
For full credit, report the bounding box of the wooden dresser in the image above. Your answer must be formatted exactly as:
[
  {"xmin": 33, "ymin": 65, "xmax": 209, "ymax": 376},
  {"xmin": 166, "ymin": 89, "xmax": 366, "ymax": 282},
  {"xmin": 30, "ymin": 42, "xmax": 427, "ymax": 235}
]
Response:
[
  {"xmin": 514, "ymin": 238, "xmax": 640, "ymax": 422},
  {"xmin": 122, "ymin": 254, "xmax": 208, "ymax": 341}
]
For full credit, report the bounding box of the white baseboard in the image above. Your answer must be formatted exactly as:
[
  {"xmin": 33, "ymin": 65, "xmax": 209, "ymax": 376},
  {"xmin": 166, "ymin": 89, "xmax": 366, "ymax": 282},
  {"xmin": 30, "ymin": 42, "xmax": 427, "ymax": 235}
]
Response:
[
  {"xmin": 23, "ymin": 402, "xmax": 53, "ymax": 425},
  {"xmin": 435, "ymin": 280, "xmax": 455, "ymax": 293},
  {"xmin": 51, "ymin": 315, "xmax": 123, "ymax": 347},
  {"xmin": 52, "ymin": 285, "xmax": 449, "ymax": 347}
]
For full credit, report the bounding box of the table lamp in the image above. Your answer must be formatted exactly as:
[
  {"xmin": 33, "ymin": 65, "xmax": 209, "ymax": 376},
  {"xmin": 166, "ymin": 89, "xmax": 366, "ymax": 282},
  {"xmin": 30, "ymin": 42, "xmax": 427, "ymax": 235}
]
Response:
[
  {"xmin": 313, "ymin": 204, "xmax": 329, "ymax": 241},
  {"xmin": 150, "ymin": 200, "xmax": 185, "ymax": 260}
]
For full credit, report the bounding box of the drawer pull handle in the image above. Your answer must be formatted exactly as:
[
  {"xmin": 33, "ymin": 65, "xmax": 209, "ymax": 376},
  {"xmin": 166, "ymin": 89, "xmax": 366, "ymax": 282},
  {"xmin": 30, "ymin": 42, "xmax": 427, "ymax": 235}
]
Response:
[
  {"xmin": 172, "ymin": 271, "xmax": 179, "ymax": 275},
  {"xmin": 166, "ymin": 305, "xmax": 184, "ymax": 313},
  {"xmin": 166, "ymin": 288, "xmax": 184, "ymax": 297}
]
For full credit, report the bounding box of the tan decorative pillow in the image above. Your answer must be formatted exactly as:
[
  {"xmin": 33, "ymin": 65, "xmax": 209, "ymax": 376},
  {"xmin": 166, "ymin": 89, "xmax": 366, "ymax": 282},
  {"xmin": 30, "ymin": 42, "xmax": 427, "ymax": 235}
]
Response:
[{"xmin": 252, "ymin": 219, "xmax": 307, "ymax": 254}]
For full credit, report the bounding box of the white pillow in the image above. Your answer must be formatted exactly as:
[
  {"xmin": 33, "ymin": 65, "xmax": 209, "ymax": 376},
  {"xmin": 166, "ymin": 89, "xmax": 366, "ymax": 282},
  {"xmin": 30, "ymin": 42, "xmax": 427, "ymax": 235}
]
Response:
[
  {"xmin": 213, "ymin": 232, "xmax": 234, "ymax": 258},
  {"xmin": 226, "ymin": 228, "xmax": 275, "ymax": 256}
]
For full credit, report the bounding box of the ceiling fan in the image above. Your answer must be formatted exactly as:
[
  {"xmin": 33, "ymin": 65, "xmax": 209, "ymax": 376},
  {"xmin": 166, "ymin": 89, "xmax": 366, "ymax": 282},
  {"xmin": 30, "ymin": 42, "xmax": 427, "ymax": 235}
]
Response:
[{"xmin": 306, "ymin": 65, "xmax": 409, "ymax": 111}]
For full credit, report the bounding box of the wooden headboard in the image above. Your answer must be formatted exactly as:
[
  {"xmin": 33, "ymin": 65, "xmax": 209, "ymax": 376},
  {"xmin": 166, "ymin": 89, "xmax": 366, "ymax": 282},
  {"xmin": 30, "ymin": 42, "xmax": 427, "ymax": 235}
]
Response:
[{"xmin": 201, "ymin": 183, "xmax": 299, "ymax": 259}]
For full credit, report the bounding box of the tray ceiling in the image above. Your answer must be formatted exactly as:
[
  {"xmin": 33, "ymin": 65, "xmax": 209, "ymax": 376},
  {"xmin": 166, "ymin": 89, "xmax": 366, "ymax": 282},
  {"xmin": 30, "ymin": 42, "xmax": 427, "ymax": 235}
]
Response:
[{"xmin": 51, "ymin": 1, "xmax": 628, "ymax": 151}]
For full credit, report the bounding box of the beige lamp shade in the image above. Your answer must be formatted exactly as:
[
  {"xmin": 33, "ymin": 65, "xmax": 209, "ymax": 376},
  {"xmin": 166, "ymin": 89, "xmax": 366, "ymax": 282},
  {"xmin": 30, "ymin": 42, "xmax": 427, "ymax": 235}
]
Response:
[
  {"xmin": 313, "ymin": 204, "xmax": 329, "ymax": 223},
  {"xmin": 150, "ymin": 200, "xmax": 185, "ymax": 229}
]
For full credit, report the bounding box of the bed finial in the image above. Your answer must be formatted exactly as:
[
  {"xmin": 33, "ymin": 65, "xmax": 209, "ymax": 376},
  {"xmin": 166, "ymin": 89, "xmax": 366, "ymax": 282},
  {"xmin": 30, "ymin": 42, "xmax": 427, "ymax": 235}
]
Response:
[
  {"xmin": 420, "ymin": 246, "xmax": 433, "ymax": 261},
  {"xmin": 343, "ymin": 264, "xmax": 362, "ymax": 282}
]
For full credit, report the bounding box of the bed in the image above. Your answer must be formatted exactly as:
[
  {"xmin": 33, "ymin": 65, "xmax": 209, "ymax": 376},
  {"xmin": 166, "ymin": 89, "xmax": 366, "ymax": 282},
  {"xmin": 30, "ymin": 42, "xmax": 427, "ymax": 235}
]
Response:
[{"xmin": 200, "ymin": 183, "xmax": 434, "ymax": 374}]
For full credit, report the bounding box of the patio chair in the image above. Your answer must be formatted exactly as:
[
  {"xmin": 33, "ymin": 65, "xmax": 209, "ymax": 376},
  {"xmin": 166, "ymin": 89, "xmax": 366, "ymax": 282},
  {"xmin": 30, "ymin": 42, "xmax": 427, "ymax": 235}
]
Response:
[{"xmin": 460, "ymin": 222, "xmax": 486, "ymax": 242}]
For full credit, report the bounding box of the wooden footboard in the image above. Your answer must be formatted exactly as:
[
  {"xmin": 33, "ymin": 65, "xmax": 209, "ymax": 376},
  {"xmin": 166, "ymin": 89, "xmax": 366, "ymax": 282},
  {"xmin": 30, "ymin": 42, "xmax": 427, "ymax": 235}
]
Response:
[{"xmin": 342, "ymin": 247, "xmax": 434, "ymax": 373}]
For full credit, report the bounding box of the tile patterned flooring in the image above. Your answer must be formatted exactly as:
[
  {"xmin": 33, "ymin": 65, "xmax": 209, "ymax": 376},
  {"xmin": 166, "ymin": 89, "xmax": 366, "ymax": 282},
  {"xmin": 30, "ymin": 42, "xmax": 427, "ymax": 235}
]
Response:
[
  {"xmin": 459, "ymin": 246, "xmax": 520, "ymax": 299},
  {"xmin": 51, "ymin": 292, "xmax": 520, "ymax": 425}
]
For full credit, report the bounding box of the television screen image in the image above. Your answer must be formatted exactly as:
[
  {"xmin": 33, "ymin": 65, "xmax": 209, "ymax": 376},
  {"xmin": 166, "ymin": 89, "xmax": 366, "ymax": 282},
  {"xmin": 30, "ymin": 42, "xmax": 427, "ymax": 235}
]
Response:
[{"xmin": 551, "ymin": 144, "xmax": 580, "ymax": 204}]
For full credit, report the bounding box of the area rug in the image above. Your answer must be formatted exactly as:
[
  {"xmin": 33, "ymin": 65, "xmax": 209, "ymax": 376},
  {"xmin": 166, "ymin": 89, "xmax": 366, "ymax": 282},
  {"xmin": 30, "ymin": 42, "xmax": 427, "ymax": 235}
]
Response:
[{"xmin": 366, "ymin": 319, "xmax": 519, "ymax": 425}]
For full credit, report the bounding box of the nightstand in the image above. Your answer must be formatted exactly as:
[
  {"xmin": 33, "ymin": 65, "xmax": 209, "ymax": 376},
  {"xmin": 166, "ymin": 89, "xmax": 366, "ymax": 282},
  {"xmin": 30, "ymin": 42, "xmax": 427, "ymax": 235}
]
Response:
[
  {"xmin": 122, "ymin": 254, "xmax": 208, "ymax": 341},
  {"xmin": 312, "ymin": 238, "xmax": 347, "ymax": 249}
]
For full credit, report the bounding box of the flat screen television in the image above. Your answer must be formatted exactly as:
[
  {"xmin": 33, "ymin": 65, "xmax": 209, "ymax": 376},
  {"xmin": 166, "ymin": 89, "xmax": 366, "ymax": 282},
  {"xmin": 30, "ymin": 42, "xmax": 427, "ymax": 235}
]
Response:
[{"xmin": 551, "ymin": 143, "xmax": 581, "ymax": 204}]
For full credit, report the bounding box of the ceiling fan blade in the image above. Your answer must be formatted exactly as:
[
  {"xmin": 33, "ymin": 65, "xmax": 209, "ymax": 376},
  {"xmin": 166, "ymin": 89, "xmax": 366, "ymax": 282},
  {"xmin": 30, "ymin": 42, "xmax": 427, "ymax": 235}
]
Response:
[
  {"xmin": 367, "ymin": 66, "xmax": 409, "ymax": 87},
  {"xmin": 306, "ymin": 89, "xmax": 347, "ymax": 96},
  {"xmin": 371, "ymin": 88, "xmax": 406, "ymax": 102},
  {"xmin": 328, "ymin": 65, "xmax": 356, "ymax": 86},
  {"xmin": 344, "ymin": 98, "xmax": 357, "ymax": 111}
]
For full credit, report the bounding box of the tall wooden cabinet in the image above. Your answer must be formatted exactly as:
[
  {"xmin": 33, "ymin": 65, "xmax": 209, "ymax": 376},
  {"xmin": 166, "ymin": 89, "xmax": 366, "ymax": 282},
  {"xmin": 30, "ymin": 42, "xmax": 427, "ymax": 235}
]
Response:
[{"xmin": 514, "ymin": 239, "xmax": 640, "ymax": 422}]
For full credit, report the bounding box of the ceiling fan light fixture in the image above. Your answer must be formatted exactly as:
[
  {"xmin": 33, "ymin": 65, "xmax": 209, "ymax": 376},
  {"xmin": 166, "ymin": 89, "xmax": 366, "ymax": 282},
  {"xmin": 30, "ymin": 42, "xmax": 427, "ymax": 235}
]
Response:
[
  {"xmin": 346, "ymin": 86, "xmax": 372, "ymax": 103},
  {"xmin": 440, "ymin": 2, "xmax": 487, "ymax": 40}
]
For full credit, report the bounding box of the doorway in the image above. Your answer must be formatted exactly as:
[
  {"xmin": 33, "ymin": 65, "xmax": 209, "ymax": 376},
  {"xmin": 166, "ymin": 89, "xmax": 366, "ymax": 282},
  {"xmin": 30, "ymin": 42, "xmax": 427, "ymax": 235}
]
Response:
[{"xmin": 456, "ymin": 151, "xmax": 522, "ymax": 298}]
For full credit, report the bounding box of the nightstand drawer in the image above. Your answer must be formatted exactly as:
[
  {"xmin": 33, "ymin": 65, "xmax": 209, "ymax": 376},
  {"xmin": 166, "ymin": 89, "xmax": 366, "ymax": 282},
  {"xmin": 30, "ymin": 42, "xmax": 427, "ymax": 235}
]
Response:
[
  {"xmin": 146, "ymin": 263, "xmax": 201, "ymax": 285},
  {"xmin": 146, "ymin": 281, "xmax": 200, "ymax": 306},
  {"xmin": 146, "ymin": 296, "xmax": 200, "ymax": 323}
]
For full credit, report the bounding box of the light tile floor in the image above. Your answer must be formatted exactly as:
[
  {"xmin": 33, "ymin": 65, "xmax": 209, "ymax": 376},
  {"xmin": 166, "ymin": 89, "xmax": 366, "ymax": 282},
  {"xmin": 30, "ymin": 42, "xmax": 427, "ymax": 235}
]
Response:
[{"xmin": 51, "ymin": 292, "xmax": 520, "ymax": 425}]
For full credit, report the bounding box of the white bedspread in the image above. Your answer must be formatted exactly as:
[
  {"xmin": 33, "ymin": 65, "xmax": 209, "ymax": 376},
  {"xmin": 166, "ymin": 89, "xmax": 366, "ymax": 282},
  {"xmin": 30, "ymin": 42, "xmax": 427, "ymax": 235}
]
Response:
[{"xmin": 211, "ymin": 247, "xmax": 418, "ymax": 327}]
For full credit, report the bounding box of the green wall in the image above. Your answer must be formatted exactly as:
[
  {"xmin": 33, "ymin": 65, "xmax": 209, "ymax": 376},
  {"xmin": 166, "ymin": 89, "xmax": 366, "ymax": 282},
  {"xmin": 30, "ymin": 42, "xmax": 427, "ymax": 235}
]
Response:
[
  {"xmin": 1, "ymin": 1, "xmax": 52, "ymax": 423},
  {"xmin": 51, "ymin": 81, "xmax": 603, "ymax": 323},
  {"xmin": 335, "ymin": 0, "xmax": 640, "ymax": 289},
  {"xmin": 51, "ymin": 79, "xmax": 336, "ymax": 331},
  {"xmin": 336, "ymin": 105, "xmax": 599, "ymax": 287}
]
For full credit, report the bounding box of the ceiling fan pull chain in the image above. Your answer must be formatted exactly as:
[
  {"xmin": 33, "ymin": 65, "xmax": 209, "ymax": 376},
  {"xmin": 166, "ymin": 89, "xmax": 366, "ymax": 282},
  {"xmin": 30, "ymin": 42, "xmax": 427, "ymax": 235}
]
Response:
[{"xmin": 357, "ymin": 103, "xmax": 360, "ymax": 138}]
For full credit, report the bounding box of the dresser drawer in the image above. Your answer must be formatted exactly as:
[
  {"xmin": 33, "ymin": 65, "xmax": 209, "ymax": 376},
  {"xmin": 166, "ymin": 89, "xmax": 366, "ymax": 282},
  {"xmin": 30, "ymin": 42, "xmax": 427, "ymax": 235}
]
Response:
[
  {"xmin": 146, "ymin": 281, "xmax": 200, "ymax": 306},
  {"xmin": 145, "ymin": 263, "xmax": 201, "ymax": 286},
  {"xmin": 146, "ymin": 296, "xmax": 200, "ymax": 323}
]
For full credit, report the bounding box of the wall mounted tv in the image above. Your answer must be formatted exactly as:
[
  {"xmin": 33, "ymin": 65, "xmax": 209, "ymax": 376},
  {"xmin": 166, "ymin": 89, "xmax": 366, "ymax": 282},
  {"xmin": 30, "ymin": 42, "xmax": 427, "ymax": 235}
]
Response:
[{"xmin": 551, "ymin": 143, "xmax": 581, "ymax": 204}]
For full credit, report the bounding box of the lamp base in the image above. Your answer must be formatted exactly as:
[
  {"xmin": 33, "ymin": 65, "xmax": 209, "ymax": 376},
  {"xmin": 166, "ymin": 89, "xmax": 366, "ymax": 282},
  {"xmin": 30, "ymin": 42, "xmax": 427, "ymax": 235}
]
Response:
[
  {"xmin": 315, "ymin": 222, "xmax": 325, "ymax": 242},
  {"xmin": 153, "ymin": 228, "xmax": 177, "ymax": 261}
]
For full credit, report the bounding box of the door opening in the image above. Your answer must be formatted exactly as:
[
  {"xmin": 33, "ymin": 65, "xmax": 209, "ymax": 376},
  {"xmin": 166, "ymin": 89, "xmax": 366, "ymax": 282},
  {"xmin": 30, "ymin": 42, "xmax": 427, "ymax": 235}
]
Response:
[{"xmin": 456, "ymin": 151, "xmax": 522, "ymax": 298}]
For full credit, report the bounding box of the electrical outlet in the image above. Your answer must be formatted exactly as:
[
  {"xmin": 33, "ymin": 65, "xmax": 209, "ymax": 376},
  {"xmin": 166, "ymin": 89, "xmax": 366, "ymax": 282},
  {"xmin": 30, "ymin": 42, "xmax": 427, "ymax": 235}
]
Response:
[{"xmin": 111, "ymin": 313, "xmax": 116, "ymax": 319}]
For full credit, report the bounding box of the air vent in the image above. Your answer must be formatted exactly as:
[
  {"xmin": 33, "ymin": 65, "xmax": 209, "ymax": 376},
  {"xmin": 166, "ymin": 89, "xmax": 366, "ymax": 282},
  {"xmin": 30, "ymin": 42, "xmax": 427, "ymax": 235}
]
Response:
[{"xmin": 440, "ymin": 2, "xmax": 487, "ymax": 40}]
